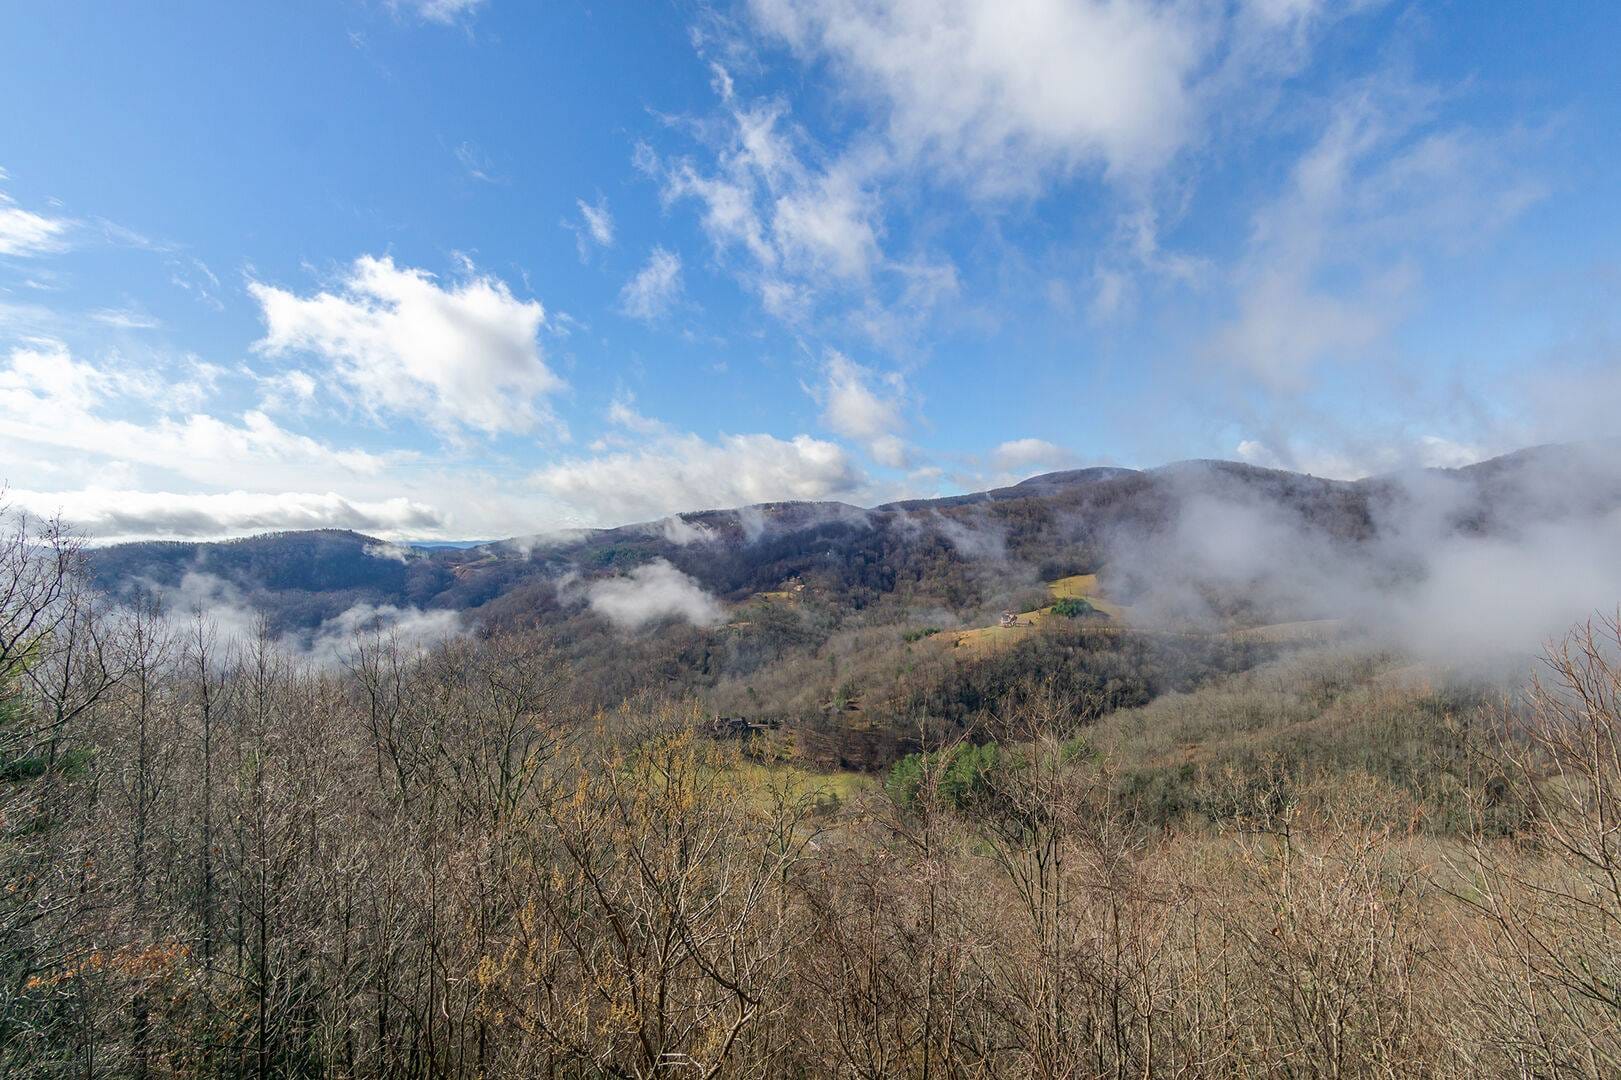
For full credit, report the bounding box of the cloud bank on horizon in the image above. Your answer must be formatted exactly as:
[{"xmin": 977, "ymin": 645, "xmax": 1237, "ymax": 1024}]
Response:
[{"xmin": 0, "ymin": 1, "xmax": 1614, "ymax": 543}]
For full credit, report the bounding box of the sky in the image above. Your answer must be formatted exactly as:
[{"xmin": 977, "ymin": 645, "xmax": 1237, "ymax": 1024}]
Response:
[{"xmin": 0, "ymin": 0, "xmax": 1616, "ymax": 543}]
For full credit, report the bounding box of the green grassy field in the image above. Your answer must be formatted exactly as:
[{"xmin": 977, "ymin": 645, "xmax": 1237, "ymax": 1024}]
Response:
[
  {"xmin": 945, "ymin": 574, "xmax": 1126, "ymax": 652},
  {"xmin": 726, "ymin": 759, "xmax": 878, "ymax": 805}
]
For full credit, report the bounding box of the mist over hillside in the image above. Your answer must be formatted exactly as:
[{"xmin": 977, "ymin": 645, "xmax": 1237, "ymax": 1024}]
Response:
[{"xmin": 84, "ymin": 441, "xmax": 1621, "ymax": 716}]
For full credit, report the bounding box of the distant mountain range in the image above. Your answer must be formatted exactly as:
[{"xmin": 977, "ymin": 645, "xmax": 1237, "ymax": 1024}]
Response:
[{"xmin": 86, "ymin": 441, "xmax": 1621, "ymax": 639}]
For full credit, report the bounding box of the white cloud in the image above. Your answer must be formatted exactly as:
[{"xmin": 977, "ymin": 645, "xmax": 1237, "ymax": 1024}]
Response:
[
  {"xmin": 812, "ymin": 350, "xmax": 910, "ymax": 467},
  {"xmin": 149, "ymin": 572, "xmax": 463, "ymax": 668},
  {"xmin": 11, "ymin": 489, "xmax": 444, "ymax": 545},
  {"xmin": 687, "ymin": 0, "xmax": 1364, "ymax": 339},
  {"xmin": 990, "ymin": 437, "xmax": 1074, "ymax": 473},
  {"xmin": 1234, "ymin": 433, "xmax": 1489, "ymax": 480},
  {"xmin": 250, "ymin": 255, "xmax": 562, "ymax": 437},
  {"xmin": 661, "ymin": 514, "xmax": 718, "ymax": 545},
  {"xmin": 747, "ymin": 0, "xmax": 1209, "ymax": 193},
  {"xmin": 256, "ymin": 369, "xmax": 318, "ymax": 414},
  {"xmin": 1234, "ymin": 438, "xmax": 1366, "ymax": 479},
  {"xmin": 0, "ymin": 342, "xmax": 107, "ymax": 412},
  {"xmin": 1412, "ymin": 435, "xmax": 1486, "ymax": 471},
  {"xmin": 0, "ymin": 190, "xmax": 72, "ymax": 257},
  {"xmin": 619, "ymin": 247, "xmax": 683, "ymax": 321},
  {"xmin": 577, "ymin": 196, "xmax": 614, "ymax": 247},
  {"xmin": 0, "ymin": 343, "xmax": 409, "ymax": 497},
  {"xmin": 89, "ymin": 307, "xmax": 162, "ymax": 330},
  {"xmin": 587, "ymin": 558, "xmax": 726, "ymax": 631},
  {"xmin": 565, "ymin": 196, "xmax": 615, "ymax": 260},
  {"xmin": 531, "ymin": 422, "xmax": 865, "ymax": 525},
  {"xmin": 455, "ymin": 141, "xmax": 501, "ymax": 183},
  {"xmin": 650, "ymin": 89, "xmax": 943, "ymax": 333},
  {"xmin": 305, "ymin": 602, "xmax": 464, "ymax": 664},
  {"xmin": 746, "ymin": 0, "xmax": 1358, "ymax": 197},
  {"xmin": 771, "ymin": 163, "xmax": 881, "ymax": 281},
  {"xmin": 601, "ymin": 397, "xmax": 665, "ymax": 438},
  {"xmin": 393, "ymin": 0, "xmax": 485, "ymax": 25},
  {"xmin": 1214, "ymin": 85, "xmax": 1545, "ymax": 389},
  {"xmin": 0, "ymin": 348, "xmax": 860, "ymax": 545}
]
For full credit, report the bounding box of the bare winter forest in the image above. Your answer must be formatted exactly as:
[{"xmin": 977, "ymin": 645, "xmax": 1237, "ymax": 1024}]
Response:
[{"xmin": 7, "ymin": 500, "xmax": 1621, "ymax": 1079}]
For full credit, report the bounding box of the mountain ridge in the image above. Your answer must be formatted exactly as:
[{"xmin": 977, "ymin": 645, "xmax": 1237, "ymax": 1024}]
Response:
[{"xmin": 84, "ymin": 441, "xmax": 1620, "ymax": 639}]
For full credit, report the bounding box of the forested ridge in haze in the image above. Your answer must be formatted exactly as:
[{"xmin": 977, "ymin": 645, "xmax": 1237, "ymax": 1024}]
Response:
[{"xmin": 83, "ymin": 441, "xmax": 1621, "ymax": 769}]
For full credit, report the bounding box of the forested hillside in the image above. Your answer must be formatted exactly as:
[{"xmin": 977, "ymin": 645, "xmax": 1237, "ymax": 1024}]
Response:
[
  {"xmin": 82, "ymin": 441, "xmax": 1621, "ymax": 773},
  {"xmin": 8, "ymin": 493, "xmax": 1621, "ymax": 1075}
]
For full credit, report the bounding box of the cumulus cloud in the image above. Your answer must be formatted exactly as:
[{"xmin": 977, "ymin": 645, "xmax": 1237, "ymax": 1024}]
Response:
[
  {"xmin": 619, "ymin": 247, "xmax": 683, "ymax": 320},
  {"xmin": 990, "ymin": 438, "xmax": 1075, "ymax": 474},
  {"xmin": 251, "ymin": 255, "xmax": 562, "ymax": 436},
  {"xmin": 13, "ymin": 489, "xmax": 445, "ymax": 545},
  {"xmin": 0, "ymin": 342, "xmax": 107, "ymax": 411},
  {"xmin": 813, "ymin": 351, "xmax": 909, "ymax": 467},
  {"xmin": 531, "ymin": 412, "xmax": 865, "ymax": 525},
  {"xmin": 586, "ymin": 559, "xmax": 725, "ymax": 631}
]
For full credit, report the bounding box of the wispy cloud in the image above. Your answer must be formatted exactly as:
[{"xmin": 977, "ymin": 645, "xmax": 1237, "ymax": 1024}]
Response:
[
  {"xmin": 0, "ymin": 343, "xmax": 407, "ymax": 489},
  {"xmin": 392, "ymin": 0, "xmax": 485, "ymax": 27},
  {"xmin": 454, "ymin": 141, "xmax": 504, "ymax": 183},
  {"xmin": 90, "ymin": 306, "xmax": 162, "ymax": 330},
  {"xmin": 619, "ymin": 246, "xmax": 683, "ymax": 321},
  {"xmin": 578, "ymin": 196, "xmax": 614, "ymax": 246},
  {"xmin": 1212, "ymin": 79, "xmax": 1546, "ymax": 390},
  {"xmin": 641, "ymin": 78, "xmax": 953, "ymax": 337},
  {"xmin": 0, "ymin": 191, "xmax": 72, "ymax": 257}
]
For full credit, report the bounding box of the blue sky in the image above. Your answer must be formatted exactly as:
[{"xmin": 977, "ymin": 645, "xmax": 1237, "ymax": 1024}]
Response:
[{"xmin": 0, "ymin": 0, "xmax": 1616, "ymax": 542}]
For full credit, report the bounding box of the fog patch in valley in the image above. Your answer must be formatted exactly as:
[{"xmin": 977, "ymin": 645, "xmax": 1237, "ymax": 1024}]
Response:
[
  {"xmin": 585, "ymin": 558, "xmax": 726, "ymax": 631},
  {"xmin": 146, "ymin": 570, "xmax": 464, "ymax": 666}
]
